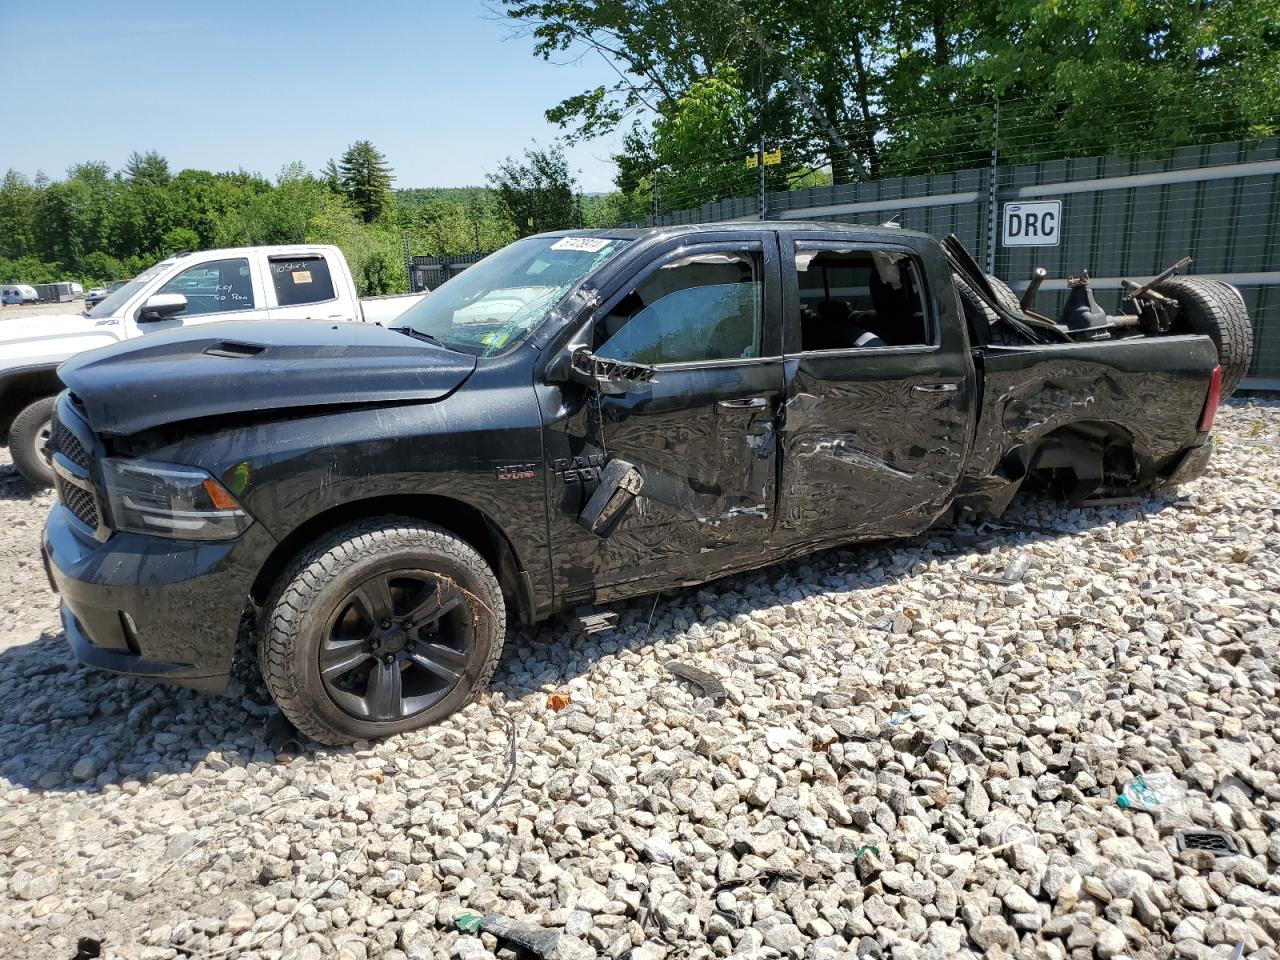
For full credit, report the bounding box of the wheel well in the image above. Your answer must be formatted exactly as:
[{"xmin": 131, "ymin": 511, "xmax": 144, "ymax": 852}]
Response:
[
  {"xmin": 0, "ymin": 368, "xmax": 61, "ymax": 441},
  {"xmin": 1020, "ymin": 421, "xmax": 1143, "ymax": 497},
  {"xmin": 249, "ymin": 495, "xmax": 535, "ymax": 624}
]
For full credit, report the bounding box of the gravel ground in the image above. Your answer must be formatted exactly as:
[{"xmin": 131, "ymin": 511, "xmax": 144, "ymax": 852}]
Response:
[
  {"xmin": 0, "ymin": 301, "xmax": 90, "ymax": 322},
  {"xmin": 1, "ymin": 400, "xmax": 1278, "ymax": 960}
]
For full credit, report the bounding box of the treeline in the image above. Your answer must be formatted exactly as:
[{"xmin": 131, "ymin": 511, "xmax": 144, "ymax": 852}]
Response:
[
  {"xmin": 505, "ymin": 0, "xmax": 1280, "ymax": 216},
  {"xmin": 0, "ymin": 141, "xmax": 606, "ymax": 294}
]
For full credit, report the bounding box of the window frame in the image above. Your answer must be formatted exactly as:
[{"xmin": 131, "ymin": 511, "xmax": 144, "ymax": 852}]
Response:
[
  {"xmin": 784, "ymin": 239, "xmax": 940, "ymax": 357},
  {"xmin": 588, "ymin": 239, "xmax": 778, "ymax": 371},
  {"xmin": 265, "ymin": 252, "xmax": 341, "ymax": 309},
  {"xmin": 150, "ymin": 256, "xmax": 259, "ymax": 320}
]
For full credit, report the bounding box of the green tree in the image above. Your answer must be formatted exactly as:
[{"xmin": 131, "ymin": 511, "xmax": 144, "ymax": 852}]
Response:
[
  {"xmin": 487, "ymin": 143, "xmax": 577, "ymax": 237},
  {"xmin": 0, "ymin": 170, "xmax": 41, "ymax": 260},
  {"xmin": 124, "ymin": 150, "xmax": 172, "ymax": 187},
  {"xmin": 34, "ymin": 162, "xmax": 118, "ymax": 270},
  {"xmin": 162, "ymin": 227, "xmax": 201, "ymax": 254},
  {"xmin": 650, "ymin": 67, "xmax": 757, "ymax": 211},
  {"xmin": 338, "ymin": 141, "xmax": 395, "ymax": 223},
  {"xmin": 505, "ymin": 0, "xmax": 1280, "ymax": 209},
  {"xmin": 306, "ymin": 191, "xmax": 408, "ymax": 296},
  {"xmin": 321, "ymin": 158, "xmax": 342, "ymax": 193}
]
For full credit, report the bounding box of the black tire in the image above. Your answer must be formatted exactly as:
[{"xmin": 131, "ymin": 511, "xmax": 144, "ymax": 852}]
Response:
[
  {"xmin": 953, "ymin": 273, "xmax": 1024, "ymax": 347},
  {"xmin": 1155, "ymin": 276, "xmax": 1253, "ymax": 400},
  {"xmin": 259, "ymin": 517, "xmax": 506, "ymax": 745},
  {"xmin": 985, "ymin": 273, "xmax": 1025, "ymax": 317},
  {"xmin": 952, "ymin": 273, "xmax": 996, "ymax": 347},
  {"xmin": 9, "ymin": 396, "xmax": 55, "ymax": 487}
]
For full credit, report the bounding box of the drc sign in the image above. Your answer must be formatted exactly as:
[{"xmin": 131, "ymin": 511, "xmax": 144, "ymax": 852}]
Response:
[{"xmin": 1002, "ymin": 200, "xmax": 1061, "ymax": 246}]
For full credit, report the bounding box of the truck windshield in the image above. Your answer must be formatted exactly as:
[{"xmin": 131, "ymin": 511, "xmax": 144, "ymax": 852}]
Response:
[
  {"xmin": 392, "ymin": 236, "xmax": 631, "ymax": 356},
  {"xmin": 85, "ymin": 263, "xmax": 169, "ymax": 318}
]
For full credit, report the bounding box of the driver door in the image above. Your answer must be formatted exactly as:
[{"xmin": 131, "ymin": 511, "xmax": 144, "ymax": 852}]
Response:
[
  {"xmin": 132, "ymin": 257, "xmax": 269, "ymax": 334},
  {"xmin": 571, "ymin": 237, "xmax": 785, "ymax": 596}
]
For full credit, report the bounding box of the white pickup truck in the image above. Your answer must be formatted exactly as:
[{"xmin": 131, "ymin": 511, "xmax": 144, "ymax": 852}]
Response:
[{"xmin": 0, "ymin": 243, "xmax": 426, "ymax": 485}]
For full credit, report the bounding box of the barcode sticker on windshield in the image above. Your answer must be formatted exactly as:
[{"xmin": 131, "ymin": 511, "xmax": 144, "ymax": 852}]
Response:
[{"xmin": 550, "ymin": 237, "xmax": 611, "ymax": 253}]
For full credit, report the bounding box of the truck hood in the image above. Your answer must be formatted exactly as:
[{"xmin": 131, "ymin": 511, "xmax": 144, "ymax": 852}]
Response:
[
  {"xmin": 0, "ymin": 311, "xmax": 126, "ymax": 370},
  {"xmin": 57, "ymin": 320, "xmax": 478, "ymax": 436},
  {"xmin": 0, "ymin": 311, "xmax": 101, "ymax": 343}
]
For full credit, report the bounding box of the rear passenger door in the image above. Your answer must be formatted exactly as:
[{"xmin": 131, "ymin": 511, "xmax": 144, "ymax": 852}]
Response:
[
  {"xmin": 264, "ymin": 252, "xmax": 350, "ymax": 321},
  {"xmin": 777, "ymin": 234, "xmax": 976, "ymax": 542}
]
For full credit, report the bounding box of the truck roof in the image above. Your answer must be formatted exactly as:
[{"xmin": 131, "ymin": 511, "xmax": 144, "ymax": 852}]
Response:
[
  {"xmin": 161, "ymin": 243, "xmax": 343, "ymax": 259},
  {"xmin": 538, "ymin": 221, "xmax": 935, "ymax": 243}
]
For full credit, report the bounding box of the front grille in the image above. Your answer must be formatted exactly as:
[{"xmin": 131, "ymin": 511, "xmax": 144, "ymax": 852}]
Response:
[
  {"xmin": 51, "ymin": 415, "xmax": 90, "ymax": 469},
  {"xmin": 57, "ymin": 477, "xmax": 100, "ymax": 530},
  {"xmin": 50, "ymin": 400, "xmax": 105, "ymax": 538}
]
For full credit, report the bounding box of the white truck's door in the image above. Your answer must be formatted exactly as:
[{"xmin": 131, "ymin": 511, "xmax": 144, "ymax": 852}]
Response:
[
  {"xmin": 128, "ymin": 254, "xmax": 271, "ymax": 335},
  {"xmin": 263, "ymin": 251, "xmax": 357, "ymax": 322}
]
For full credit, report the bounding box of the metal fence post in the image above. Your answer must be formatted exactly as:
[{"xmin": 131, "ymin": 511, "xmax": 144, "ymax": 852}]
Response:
[
  {"xmin": 759, "ymin": 145, "xmax": 767, "ymax": 220},
  {"xmin": 986, "ymin": 98, "xmax": 999, "ymax": 275}
]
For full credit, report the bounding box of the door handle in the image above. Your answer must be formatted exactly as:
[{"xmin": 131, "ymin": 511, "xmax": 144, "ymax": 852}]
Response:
[
  {"xmin": 715, "ymin": 397, "xmax": 768, "ymax": 413},
  {"xmin": 912, "ymin": 382, "xmax": 959, "ymax": 394}
]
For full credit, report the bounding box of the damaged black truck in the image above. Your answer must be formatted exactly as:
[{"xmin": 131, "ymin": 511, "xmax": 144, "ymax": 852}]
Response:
[{"xmin": 42, "ymin": 223, "xmax": 1250, "ymax": 743}]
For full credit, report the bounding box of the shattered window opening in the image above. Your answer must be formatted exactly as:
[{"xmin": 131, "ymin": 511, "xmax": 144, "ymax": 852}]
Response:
[{"xmin": 795, "ymin": 247, "xmax": 933, "ymax": 351}]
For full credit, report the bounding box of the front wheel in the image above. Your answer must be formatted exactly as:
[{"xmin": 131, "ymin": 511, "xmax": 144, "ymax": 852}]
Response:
[
  {"xmin": 9, "ymin": 396, "xmax": 56, "ymax": 487},
  {"xmin": 260, "ymin": 518, "xmax": 506, "ymax": 745}
]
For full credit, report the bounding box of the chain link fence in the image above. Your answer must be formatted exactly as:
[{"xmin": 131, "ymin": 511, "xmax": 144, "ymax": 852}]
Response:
[{"xmin": 638, "ymin": 97, "xmax": 1280, "ymax": 386}]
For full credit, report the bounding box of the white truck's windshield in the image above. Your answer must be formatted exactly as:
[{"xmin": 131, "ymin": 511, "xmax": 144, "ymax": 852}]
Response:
[
  {"xmin": 85, "ymin": 263, "xmax": 169, "ymax": 319},
  {"xmin": 393, "ymin": 236, "xmax": 631, "ymax": 356}
]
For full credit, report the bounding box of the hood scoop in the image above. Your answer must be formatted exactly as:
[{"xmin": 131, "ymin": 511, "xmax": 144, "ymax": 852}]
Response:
[{"xmin": 203, "ymin": 341, "xmax": 266, "ymax": 359}]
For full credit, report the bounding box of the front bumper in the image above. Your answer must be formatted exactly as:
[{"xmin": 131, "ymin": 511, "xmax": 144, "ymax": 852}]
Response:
[{"xmin": 43, "ymin": 503, "xmax": 277, "ymax": 693}]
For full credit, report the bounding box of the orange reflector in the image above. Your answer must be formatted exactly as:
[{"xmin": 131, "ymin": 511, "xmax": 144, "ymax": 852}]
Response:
[
  {"xmin": 202, "ymin": 478, "xmax": 241, "ymax": 510},
  {"xmin": 1198, "ymin": 365, "xmax": 1221, "ymax": 433}
]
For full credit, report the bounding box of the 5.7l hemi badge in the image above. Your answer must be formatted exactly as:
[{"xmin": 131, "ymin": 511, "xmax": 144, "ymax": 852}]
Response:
[{"xmin": 496, "ymin": 462, "xmax": 538, "ymax": 481}]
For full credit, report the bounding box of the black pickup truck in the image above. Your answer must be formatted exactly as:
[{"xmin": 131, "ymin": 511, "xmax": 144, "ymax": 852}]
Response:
[{"xmin": 42, "ymin": 223, "xmax": 1246, "ymax": 743}]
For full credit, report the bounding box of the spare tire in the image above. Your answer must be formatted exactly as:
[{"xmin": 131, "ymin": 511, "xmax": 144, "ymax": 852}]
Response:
[
  {"xmin": 985, "ymin": 273, "xmax": 1025, "ymax": 317},
  {"xmin": 1155, "ymin": 276, "xmax": 1253, "ymax": 399},
  {"xmin": 952, "ymin": 273, "xmax": 995, "ymax": 347},
  {"xmin": 953, "ymin": 273, "xmax": 1023, "ymax": 347}
]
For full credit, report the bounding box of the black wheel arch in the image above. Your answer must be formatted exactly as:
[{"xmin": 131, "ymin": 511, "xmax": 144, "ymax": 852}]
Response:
[
  {"xmin": 0, "ymin": 366, "xmax": 63, "ymax": 442},
  {"xmin": 249, "ymin": 494, "xmax": 537, "ymax": 626},
  {"xmin": 960, "ymin": 419, "xmax": 1149, "ymax": 516},
  {"xmin": 1018, "ymin": 420, "xmax": 1151, "ymax": 499}
]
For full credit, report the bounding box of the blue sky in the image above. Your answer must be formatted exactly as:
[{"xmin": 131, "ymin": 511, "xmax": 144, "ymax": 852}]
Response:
[{"xmin": 0, "ymin": 1, "xmax": 624, "ymax": 191}]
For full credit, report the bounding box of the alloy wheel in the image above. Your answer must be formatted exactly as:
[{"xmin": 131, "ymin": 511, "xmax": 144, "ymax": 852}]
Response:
[{"xmin": 318, "ymin": 569, "xmax": 473, "ymax": 721}]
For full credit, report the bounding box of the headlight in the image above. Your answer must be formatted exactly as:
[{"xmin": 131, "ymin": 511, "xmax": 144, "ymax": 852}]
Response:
[{"xmin": 101, "ymin": 458, "xmax": 253, "ymax": 540}]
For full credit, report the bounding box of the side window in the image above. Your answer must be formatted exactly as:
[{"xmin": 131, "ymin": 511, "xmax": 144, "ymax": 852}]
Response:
[
  {"xmin": 795, "ymin": 248, "xmax": 931, "ymax": 350},
  {"xmin": 156, "ymin": 258, "xmax": 255, "ymax": 317},
  {"xmin": 594, "ymin": 250, "xmax": 762, "ymax": 365},
  {"xmin": 270, "ymin": 255, "xmax": 337, "ymax": 306}
]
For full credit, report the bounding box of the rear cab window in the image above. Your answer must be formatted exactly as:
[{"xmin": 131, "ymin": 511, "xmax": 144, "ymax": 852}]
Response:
[{"xmin": 269, "ymin": 255, "xmax": 337, "ymax": 306}]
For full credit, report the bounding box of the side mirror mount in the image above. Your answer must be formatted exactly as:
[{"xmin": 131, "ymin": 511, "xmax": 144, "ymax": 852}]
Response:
[
  {"xmin": 138, "ymin": 293, "xmax": 187, "ymax": 322},
  {"xmin": 550, "ymin": 346, "xmax": 657, "ymax": 396}
]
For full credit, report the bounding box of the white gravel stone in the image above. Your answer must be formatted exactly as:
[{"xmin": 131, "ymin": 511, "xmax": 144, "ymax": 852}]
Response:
[{"xmin": 2, "ymin": 400, "xmax": 1279, "ymax": 959}]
